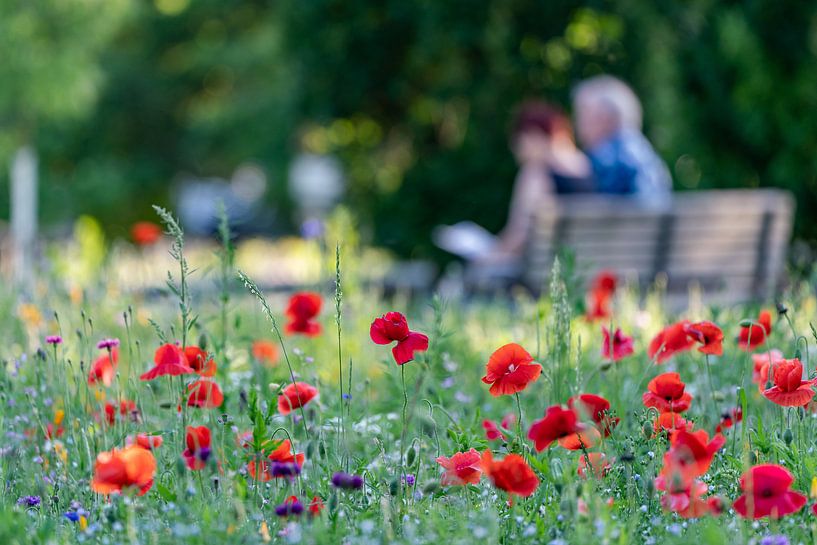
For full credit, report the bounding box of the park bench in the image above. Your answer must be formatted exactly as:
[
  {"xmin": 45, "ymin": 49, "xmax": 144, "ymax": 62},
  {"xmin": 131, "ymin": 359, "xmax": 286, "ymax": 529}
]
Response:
[{"xmin": 523, "ymin": 189, "xmax": 795, "ymax": 306}]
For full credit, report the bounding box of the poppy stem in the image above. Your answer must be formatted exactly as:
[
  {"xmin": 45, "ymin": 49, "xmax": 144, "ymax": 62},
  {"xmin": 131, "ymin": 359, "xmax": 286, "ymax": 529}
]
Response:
[
  {"xmin": 704, "ymin": 354, "xmax": 718, "ymax": 420},
  {"xmin": 514, "ymin": 393, "xmax": 524, "ymax": 450},
  {"xmin": 399, "ymin": 363, "xmax": 409, "ymax": 507}
]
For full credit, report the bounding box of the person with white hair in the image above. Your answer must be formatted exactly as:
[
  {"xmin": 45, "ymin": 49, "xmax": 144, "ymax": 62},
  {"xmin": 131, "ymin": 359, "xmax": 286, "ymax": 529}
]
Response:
[{"xmin": 572, "ymin": 75, "xmax": 672, "ymax": 206}]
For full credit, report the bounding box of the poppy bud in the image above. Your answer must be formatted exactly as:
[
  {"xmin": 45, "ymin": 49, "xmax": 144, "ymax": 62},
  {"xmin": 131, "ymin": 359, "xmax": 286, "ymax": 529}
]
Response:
[
  {"xmin": 329, "ymin": 492, "xmax": 338, "ymax": 512},
  {"xmin": 749, "ymin": 451, "xmax": 757, "ymax": 465},
  {"xmin": 783, "ymin": 428, "xmax": 793, "ymax": 444},
  {"xmin": 198, "ymin": 334, "xmax": 207, "ymax": 351},
  {"xmin": 600, "ymin": 360, "xmax": 613, "ymax": 371},
  {"xmin": 620, "ymin": 452, "xmax": 635, "ymax": 463},
  {"xmin": 389, "ymin": 478, "xmax": 399, "ymax": 497},
  {"xmin": 319, "ymin": 442, "xmax": 326, "ymax": 458},
  {"xmin": 422, "ymin": 480, "xmax": 439, "ymax": 494},
  {"xmin": 642, "ymin": 421, "xmax": 653, "ymax": 438},
  {"xmin": 306, "ymin": 442, "xmax": 315, "ymax": 459},
  {"xmin": 406, "ymin": 447, "xmax": 416, "ymax": 467},
  {"xmin": 776, "ymin": 302, "xmax": 788, "ymax": 316},
  {"xmin": 713, "ymin": 391, "xmax": 725, "ymax": 402}
]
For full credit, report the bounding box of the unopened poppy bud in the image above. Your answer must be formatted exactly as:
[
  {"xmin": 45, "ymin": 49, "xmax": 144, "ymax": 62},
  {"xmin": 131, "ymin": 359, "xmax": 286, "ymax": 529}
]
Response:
[
  {"xmin": 600, "ymin": 360, "xmax": 613, "ymax": 371},
  {"xmin": 713, "ymin": 391, "xmax": 725, "ymax": 402},
  {"xmin": 319, "ymin": 442, "xmax": 327, "ymax": 458},
  {"xmin": 389, "ymin": 478, "xmax": 399, "ymax": 496},
  {"xmin": 306, "ymin": 442, "xmax": 315, "ymax": 459},
  {"xmin": 776, "ymin": 302, "xmax": 788, "ymax": 316},
  {"xmin": 749, "ymin": 451, "xmax": 757, "ymax": 465},
  {"xmin": 620, "ymin": 452, "xmax": 635, "ymax": 463},
  {"xmin": 268, "ymin": 383, "xmax": 280, "ymax": 391},
  {"xmin": 406, "ymin": 447, "xmax": 416, "ymax": 467},
  {"xmin": 783, "ymin": 428, "xmax": 794, "ymax": 444},
  {"xmin": 642, "ymin": 421, "xmax": 653, "ymax": 438},
  {"xmin": 198, "ymin": 334, "xmax": 207, "ymax": 350}
]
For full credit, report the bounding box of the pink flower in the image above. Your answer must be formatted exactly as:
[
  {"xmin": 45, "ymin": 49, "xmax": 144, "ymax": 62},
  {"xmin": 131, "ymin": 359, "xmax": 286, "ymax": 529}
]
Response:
[{"xmin": 602, "ymin": 326, "xmax": 634, "ymax": 361}]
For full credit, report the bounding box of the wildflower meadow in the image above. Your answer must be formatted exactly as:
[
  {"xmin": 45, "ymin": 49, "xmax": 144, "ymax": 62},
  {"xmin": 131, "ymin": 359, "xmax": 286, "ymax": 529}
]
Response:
[{"xmin": 3, "ymin": 208, "xmax": 817, "ymax": 545}]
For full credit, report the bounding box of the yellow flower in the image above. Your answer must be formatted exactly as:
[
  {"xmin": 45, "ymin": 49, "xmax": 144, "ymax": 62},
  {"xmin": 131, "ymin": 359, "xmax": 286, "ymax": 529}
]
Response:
[
  {"xmin": 79, "ymin": 515, "xmax": 88, "ymax": 531},
  {"xmin": 811, "ymin": 476, "xmax": 817, "ymax": 499},
  {"xmin": 259, "ymin": 522, "xmax": 271, "ymax": 543},
  {"xmin": 54, "ymin": 409, "xmax": 65, "ymax": 426}
]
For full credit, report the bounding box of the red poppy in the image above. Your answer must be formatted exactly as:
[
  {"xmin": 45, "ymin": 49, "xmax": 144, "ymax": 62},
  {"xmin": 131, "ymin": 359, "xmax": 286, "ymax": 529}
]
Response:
[
  {"xmin": 277, "ymin": 382, "xmax": 318, "ymax": 415},
  {"xmin": 252, "ymin": 340, "xmax": 279, "ymax": 365},
  {"xmin": 268, "ymin": 439, "xmax": 305, "ymax": 467},
  {"xmin": 103, "ymin": 400, "xmax": 138, "ymax": 426},
  {"xmin": 183, "ymin": 346, "xmax": 217, "ymax": 376},
  {"xmin": 528, "ymin": 405, "xmax": 600, "ymax": 451},
  {"xmin": 483, "ymin": 420, "xmax": 505, "ymax": 441},
  {"xmin": 664, "ymin": 429, "xmax": 725, "ymax": 479},
  {"xmin": 715, "ymin": 408, "xmax": 743, "ymax": 434},
  {"xmin": 370, "ymin": 311, "xmax": 429, "ymax": 365},
  {"xmin": 733, "ymin": 464, "xmax": 807, "ymax": 519},
  {"xmin": 91, "ymin": 445, "xmax": 156, "ymax": 496},
  {"xmin": 131, "ymin": 221, "xmax": 163, "ymax": 246},
  {"xmin": 436, "ymin": 448, "xmax": 482, "ymax": 486},
  {"xmin": 568, "ymin": 393, "xmax": 619, "ymax": 436},
  {"xmin": 762, "ymin": 358, "xmax": 816, "ymax": 407},
  {"xmin": 131, "ymin": 434, "xmax": 163, "ymax": 450},
  {"xmin": 585, "ymin": 270, "xmax": 616, "ymax": 321},
  {"xmin": 653, "ymin": 412, "xmax": 693, "ymax": 433},
  {"xmin": 140, "ymin": 344, "xmax": 195, "ymax": 381},
  {"xmin": 648, "ymin": 321, "xmax": 695, "ymax": 364},
  {"xmin": 45, "ymin": 422, "xmax": 64, "ymax": 440},
  {"xmin": 687, "ymin": 321, "xmax": 724, "ymax": 356},
  {"xmin": 577, "ymin": 452, "xmax": 611, "ymax": 479},
  {"xmin": 187, "ymin": 380, "xmax": 224, "ymax": 409},
  {"xmin": 285, "ymin": 292, "xmax": 322, "ymax": 337},
  {"xmin": 602, "ymin": 326, "xmax": 634, "ymax": 361},
  {"xmin": 480, "ymin": 343, "xmax": 542, "ymax": 396},
  {"xmin": 183, "ymin": 426, "xmax": 212, "ymax": 471},
  {"xmin": 480, "ymin": 450, "xmax": 539, "ymax": 498},
  {"xmin": 752, "ymin": 350, "xmax": 784, "ymax": 392},
  {"xmin": 88, "ymin": 348, "xmax": 119, "ymax": 387},
  {"xmin": 308, "ymin": 496, "xmax": 325, "ymax": 516},
  {"xmin": 642, "ymin": 372, "xmax": 693, "ymax": 413},
  {"xmin": 738, "ymin": 310, "xmax": 772, "ymax": 351},
  {"xmin": 655, "ymin": 476, "xmax": 713, "ymax": 519}
]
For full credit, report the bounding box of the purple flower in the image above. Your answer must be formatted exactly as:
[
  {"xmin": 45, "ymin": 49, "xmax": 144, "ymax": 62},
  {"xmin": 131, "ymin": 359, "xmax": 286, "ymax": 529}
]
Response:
[
  {"xmin": 270, "ymin": 462, "xmax": 301, "ymax": 478},
  {"xmin": 274, "ymin": 498, "xmax": 304, "ymax": 517},
  {"xmin": 45, "ymin": 336, "xmax": 63, "ymax": 345},
  {"xmin": 64, "ymin": 512, "xmax": 80, "ymax": 522},
  {"xmin": 97, "ymin": 338, "xmax": 120, "ymax": 350},
  {"xmin": 331, "ymin": 471, "xmax": 363, "ymax": 490},
  {"xmin": 300, "ymin": 218, "xmax": 324, "ymax": 240},
  {"xmin": 402, "ymin": 474, "xmax": 415, "ymax": 487},
  {"xmin": 761, "ymin": 537, "xmax": 790, "ymax": 545},
  {"xmin": 17, "ymin": 495, "xmax": 41, "ymax": 507}
]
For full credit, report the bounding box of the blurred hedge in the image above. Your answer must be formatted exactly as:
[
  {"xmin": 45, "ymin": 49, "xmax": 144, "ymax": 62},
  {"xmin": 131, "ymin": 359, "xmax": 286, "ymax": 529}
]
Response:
[{"xmin": 2, "ymin": 0, "xmax": 816, "ymax": 256}]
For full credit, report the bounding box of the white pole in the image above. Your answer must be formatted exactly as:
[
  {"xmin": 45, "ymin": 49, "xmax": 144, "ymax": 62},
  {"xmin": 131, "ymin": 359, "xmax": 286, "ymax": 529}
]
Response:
[{"xmin": 10, "ymin": 146, "xmax": 38, "ymax": 287}]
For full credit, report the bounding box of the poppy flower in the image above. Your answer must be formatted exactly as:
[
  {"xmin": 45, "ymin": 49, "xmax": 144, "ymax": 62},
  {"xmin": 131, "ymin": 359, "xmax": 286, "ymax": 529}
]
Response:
[
  {"xmin": 248, "ymin": 439, "xmax": 305, "ymax": 481},
  {"xmin": 715, "ymin": 408, "xmax": 743, "ymax": 434},
  {"xmin": 528, "ymin": 405, "xmax": 600, "ymax": 451},
  {"xmin": 481, "ymin": 450, "xmax": 539, "ymax": 499},
  {"xmin": 642, "ymin": 372, "xmax": 693, "ymax": 413},
  {"xmin": 568, "ymin": 393, "xmax": 619, "ymax": 436},
  {"xmin": 91, "ymin": 445, "xmax": 156, "ymax": 496},
  {"xmin": 577, "ymin": 452, "xmax": 611, "ymax": 479},
  {"xmin": 277, "ymin": 382, "xmax": 318, "ymax": 415},
  {"xmin": 733, "ymin": 464, "xmax": 807, "ymax": 519},
  {"xmin": 436, "ymin": 448, "xmax": 482, "ymax": 486},
  {"xmin": 130, "ymin": 434, "xmax": 163, "ymax": 450},
  {"xmin": 140, "ymin": 343, "xmax": 195, "ymax": 381},
  {"xmin": 738, "ymin": 310, "xmax": 772, "ymax": 351},
  {"xmin": 183, "ymin": 426, "xmax": 212, "ymax": 471},
  {"xmin": 103, "ymin": 400, "xmax": 138, "ymax": 426},
  {"xmin": 183, "ymin": 346, "xmax": 217, "ymax": 377},
  {"xmin": 762, "ymin": 358, "xmax": 816, "ymax": 407},
  {"xmin": 687, "ymin": 321, "xmax": 724, "ymax": 356},
  {"xmin": 370, "ymin": 311, "xmax": 429, "ymax": 365},
  {"xmin": 653, "ymin": 412, "xmax": 693, "ymax": 433},
  {"xmin": 251, "ymin": 340, "xmax": 279, "ymax": 365},
  {"xmin": 648, "ymin": 321, "xmax": 695, "ymax": 364},
  {"xmin": 664, "ymin": 429, "xmax": 725, "ymax": 479},
  {"xmin": 308, "ymin": 496, "xmax": 325, "ymax": 516},
  {"xmin": 186, "ymin": 380, "xmax": 224, "ymax": 409},
  {"xmin": 88, "ymin": 348, "xmax": 119, "ymax": 387},
  {"xmin": 285, "ymin": 292, "xmax": 322, "ymax": 337},
  {"xmin": 480, "ymin": 343, "xmax": 542, "ymax": 396},
  {"xmin": 131, "ymin": 222, "xmax": 163, "ymax": 246},
  {"xmin": 602, "ymin": 327, "xmax": 634, "ymax": 361},
  {"xmin": 268, "ymin": 439, "xmax": 305, "ymax": 467},
  {"xmin": 655, "ymin": 476, "xmax": 713, "ymax": 519},
  {"xmin": 483, "ymin": 420, "xmax": 505, "ymax": 441},
  {"xmin": 752, "ymin": 350, "xmax": 784, "ymax": 392},
  {"xmin": 585, "ymin": 270, "xmax": 616, "ymax": 321}
]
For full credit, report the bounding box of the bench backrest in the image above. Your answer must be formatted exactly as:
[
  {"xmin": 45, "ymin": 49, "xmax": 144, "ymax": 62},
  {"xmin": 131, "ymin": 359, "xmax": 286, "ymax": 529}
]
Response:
[{"xmin": 524, "ymin": 189, "xmax": 795, "ymax": 304}]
